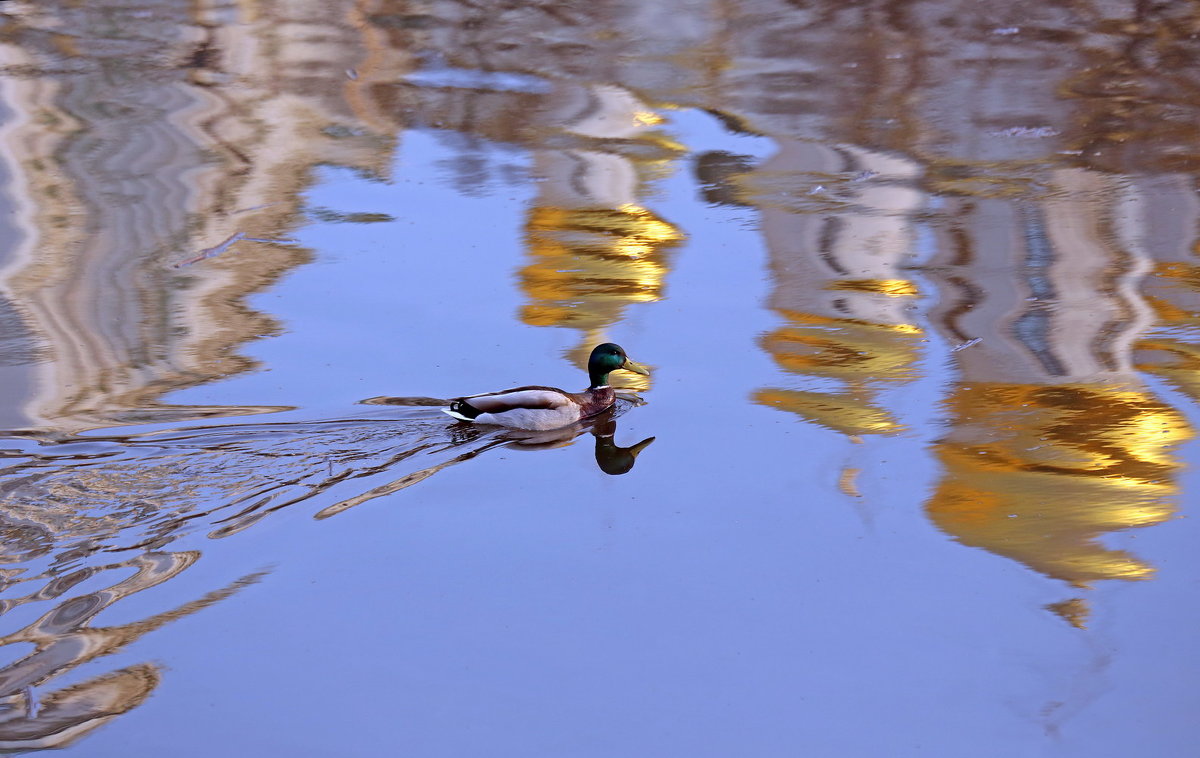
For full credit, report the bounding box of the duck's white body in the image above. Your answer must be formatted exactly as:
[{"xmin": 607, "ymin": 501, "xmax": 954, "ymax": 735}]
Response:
[
  {"xmin": 443, "ymin": 386, "xmax": 613, "ymax": 431},
  {"xmin": 441, "ymin": 344, "xmax": 648, "ymax": 432}
]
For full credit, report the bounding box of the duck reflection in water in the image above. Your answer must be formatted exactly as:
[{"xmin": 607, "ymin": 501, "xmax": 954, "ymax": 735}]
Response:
[
  {"xmin": 307, "ymin": 400, "xmax": 653, "ymax": 520},
  {"xmin": 353, "ymin": 395, "xmax": 653, "ymax": 497},
  {"xmin": 590, "ymin": 415, "xmax": 656, "ymax": 475},
  {"xmin": 446, "ymin": 406, "xmax": 655, "ymax": 475}
]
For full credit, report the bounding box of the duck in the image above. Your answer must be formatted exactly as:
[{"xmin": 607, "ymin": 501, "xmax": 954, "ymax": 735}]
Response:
[{"xmin": 443, "ymin": 343, "xmax": 650, "ymax": 430}]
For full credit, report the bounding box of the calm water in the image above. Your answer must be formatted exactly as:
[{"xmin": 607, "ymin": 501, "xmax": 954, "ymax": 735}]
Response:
[{"xmin": 1, "ymin": 2, "xmax": 1199, "ymax": 755}]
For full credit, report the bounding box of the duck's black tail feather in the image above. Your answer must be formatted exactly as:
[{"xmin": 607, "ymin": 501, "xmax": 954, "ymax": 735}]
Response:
[{"xmin": 446, "ymin": 399, "xmax": 482, "ymax": 420}]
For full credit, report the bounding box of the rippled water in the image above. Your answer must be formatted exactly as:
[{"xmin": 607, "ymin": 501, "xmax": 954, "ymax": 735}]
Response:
[{"xmin": 1, "ymin": 1, "xmax": 1199, "ymax": 755}]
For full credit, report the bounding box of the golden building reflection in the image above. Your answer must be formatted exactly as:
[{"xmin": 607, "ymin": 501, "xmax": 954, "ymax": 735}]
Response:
[
  {"xmin": 367, "ymin": 10, "xmax": 690, "ymax": 388},
  {"xmin": 524, "ymin": 202, "xmax": 682, "ymax": 390},
  {"xmin": 595, "ymin": 0, "xmax": 1200, "ymax": 622},
  {"xmin": 928, "ymin": 384, "xmax": 1187, "ymax": 584},
  {"xmin": 1133, "ymin": 176, "xmax": 1200, "ymax": 402},
  {"xmin": 924, "ymin": 170, "xmax": 1197, "ymax": 623},
  {"xmin": 520, "ymin": 84, "xmax": 685, "ymax": 388},
  {"xmin": 744, "ymin": 141, "xmax": 925, "ymax": 436},
  {"xmin": 380, "ymin": 0, "xmax": 1200, "ymax": 615}
]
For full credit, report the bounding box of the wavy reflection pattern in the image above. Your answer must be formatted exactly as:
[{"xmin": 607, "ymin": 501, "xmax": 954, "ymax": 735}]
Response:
[
  {"xmin": 0, "ymin": 403, "xmax": 650, "ymax": 746},
  {"xmin": 0, "ymin": 0, "xmax": 408, "ymax": 432},
  {"xmin": 0, "ymin": 0, "xmax": 409, "ymax": 745},
  {"xmin": 0, "ymin": 0, "xmax": 670, "ymax": 746},
  {"xmin": 1, "ymin": 0, "xmax": 1200, "ymax": 750},
  {"xmin": 0, "ymin": 551, "xmax": 261, "ymax": 750},
  {"xmin": 1, "ymin": 406, "xmax": 645, "ymax": 555}
]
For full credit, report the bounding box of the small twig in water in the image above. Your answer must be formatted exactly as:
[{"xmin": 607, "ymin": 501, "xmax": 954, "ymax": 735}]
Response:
[{"xmin": 174, "ymin": 232, "xmax": 297, "ymax": 268}]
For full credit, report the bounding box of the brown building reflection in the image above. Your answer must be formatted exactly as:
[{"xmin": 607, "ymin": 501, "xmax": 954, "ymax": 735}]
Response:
[
  {"xmin": 0, "ymin": 0, "xmax": 410, "ymax": 432},
  {"xmin": 0, "ymin": 0, "xmax": 417, "ymax": 746}
]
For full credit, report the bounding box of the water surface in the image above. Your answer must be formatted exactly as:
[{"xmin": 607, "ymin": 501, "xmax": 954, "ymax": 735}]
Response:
[{"xmin": 0, "ymin": 2, "xmax": 1198, "ymax": 755}]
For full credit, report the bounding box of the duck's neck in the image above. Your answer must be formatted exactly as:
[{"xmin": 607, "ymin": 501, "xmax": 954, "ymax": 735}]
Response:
[{"xmin": 588, "ymin": 368, "xmax": 611, "ymax": 390}]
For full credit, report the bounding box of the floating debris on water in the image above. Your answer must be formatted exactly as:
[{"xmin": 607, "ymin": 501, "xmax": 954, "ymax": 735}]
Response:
[
  {"xmin": 307, "ymin": 207, "xmax": 396, "ymax": 224},
  {"xmin": 988, "ymin": 126, "xmax": 1061, "ymax": 139}
]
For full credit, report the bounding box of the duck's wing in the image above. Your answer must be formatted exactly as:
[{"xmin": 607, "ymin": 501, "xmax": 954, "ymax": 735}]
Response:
[{"xmin": 455, "ymin": 385, "xmax": 574, "ymax": 414}]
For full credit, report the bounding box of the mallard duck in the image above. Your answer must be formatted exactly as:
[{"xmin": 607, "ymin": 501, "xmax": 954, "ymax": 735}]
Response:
[{"xmin": 443, "ymin": 343, "xmax": 650, "ymax": 430}]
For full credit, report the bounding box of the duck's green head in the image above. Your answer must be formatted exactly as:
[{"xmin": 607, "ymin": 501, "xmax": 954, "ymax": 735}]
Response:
[{"xmin": 588, "ymin": 343, "xmax": 650, "ymax": 388}]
